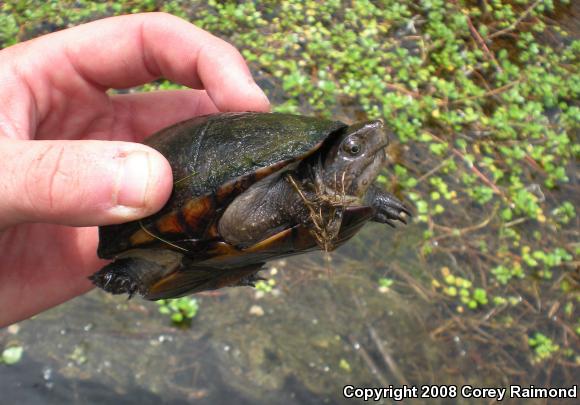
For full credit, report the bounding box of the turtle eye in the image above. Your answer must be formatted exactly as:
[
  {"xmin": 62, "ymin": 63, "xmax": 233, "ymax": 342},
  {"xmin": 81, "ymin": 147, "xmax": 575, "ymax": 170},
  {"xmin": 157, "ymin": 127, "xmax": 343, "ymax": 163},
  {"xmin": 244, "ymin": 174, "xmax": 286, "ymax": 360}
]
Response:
[{"xmin": 342, "ymin": 137, "xmax": 362, "ymax": 156}]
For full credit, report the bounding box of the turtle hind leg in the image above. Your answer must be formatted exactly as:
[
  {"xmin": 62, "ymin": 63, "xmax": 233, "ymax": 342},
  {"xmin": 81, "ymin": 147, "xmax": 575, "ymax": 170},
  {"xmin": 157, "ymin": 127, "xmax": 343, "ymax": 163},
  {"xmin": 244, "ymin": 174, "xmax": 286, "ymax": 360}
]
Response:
[
  {"xmin": 90, "ymin": 257, "xmax": 168, "ymax": 298},
  {"xmin": 90, "ymin": 249, "xmax": 184, "ymax": 298}
]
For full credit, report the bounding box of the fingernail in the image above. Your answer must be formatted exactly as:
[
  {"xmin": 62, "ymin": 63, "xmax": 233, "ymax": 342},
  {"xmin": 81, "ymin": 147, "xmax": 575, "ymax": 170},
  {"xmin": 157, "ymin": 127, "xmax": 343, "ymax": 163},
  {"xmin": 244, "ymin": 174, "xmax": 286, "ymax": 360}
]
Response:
[
  {"xmin": 254, "ymin": 83, "xmax": 270, "ymax": 105},
  {"xmin": 249, "ymin": 79, "xmax": 270, "ymax": 109},
  {"xmin": 116, "ymin": 151, "xmax": 151, "ymax": 208}
]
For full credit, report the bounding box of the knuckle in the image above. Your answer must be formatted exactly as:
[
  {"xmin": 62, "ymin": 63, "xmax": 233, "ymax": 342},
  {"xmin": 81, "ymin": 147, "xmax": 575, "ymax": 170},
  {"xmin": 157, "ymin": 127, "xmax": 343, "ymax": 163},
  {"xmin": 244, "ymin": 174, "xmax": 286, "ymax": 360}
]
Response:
[
  {"xmin": 220, "ymin": 41, "xmax": 244, "ymax": 60},
  {"xmin": 142, "ymin": 12, "xmax": 187, "ymax": 29},
  {"xmin": 150, "ymin": 11, "xmax": 178, "ymax": 22}
]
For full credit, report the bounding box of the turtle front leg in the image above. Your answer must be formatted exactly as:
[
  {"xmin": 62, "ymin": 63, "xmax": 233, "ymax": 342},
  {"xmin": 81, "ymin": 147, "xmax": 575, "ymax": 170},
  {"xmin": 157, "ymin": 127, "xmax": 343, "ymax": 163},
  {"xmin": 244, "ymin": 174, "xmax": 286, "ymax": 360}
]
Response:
[{"xmin": 365, "ymin": 184, "xmax": 412, "ymax": 227}]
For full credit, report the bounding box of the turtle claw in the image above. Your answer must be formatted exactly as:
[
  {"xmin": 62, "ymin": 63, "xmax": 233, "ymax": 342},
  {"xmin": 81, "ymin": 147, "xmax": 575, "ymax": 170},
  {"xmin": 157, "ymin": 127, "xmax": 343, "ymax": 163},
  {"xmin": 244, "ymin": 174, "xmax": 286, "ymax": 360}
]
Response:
[
  {"xmin": 369, "ymin": 186, "xmax": 412, "ymax": 226},
  {"xmin": 366, "ymin": 185, "xmax": 412, "ymax": 226},
  {"xmin": 396, "ymin": 211, "xmax": 411, "ymax": 225},
  {"xmin": 373, "ymin": 213, "xmax": 397, "ymax": 228},
  {"xmin": 374, "ymin": 206, "xmax": 411, "ymax": 227},
  {"xmin": 385, "ymin": 198, "xmax": 412, "ymax": 220}
]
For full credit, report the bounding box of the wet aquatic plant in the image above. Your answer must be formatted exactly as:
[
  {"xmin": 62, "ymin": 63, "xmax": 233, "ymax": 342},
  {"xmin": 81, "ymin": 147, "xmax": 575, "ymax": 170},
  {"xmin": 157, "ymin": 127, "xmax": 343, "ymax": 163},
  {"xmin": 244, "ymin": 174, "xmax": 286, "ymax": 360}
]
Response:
[
  {"xmin": 528, "ymin": 332, "xmax": 560, "ymax": 362},
  {"xmin": 156, "ymin": 297, "xmax": 199, "ymax": 325},
  {"xmin": 1, "ymin": 345, "xmax": 23, "ymax": 365},
  {"xmin": 255, "ymin": 278, "xmax": 276, "ymax": 294}
]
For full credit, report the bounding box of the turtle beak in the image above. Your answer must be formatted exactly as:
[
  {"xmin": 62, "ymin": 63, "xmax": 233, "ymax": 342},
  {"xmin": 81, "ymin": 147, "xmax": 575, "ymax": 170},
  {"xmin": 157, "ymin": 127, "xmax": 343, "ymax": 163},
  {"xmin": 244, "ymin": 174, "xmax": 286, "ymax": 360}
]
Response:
[
  {"xmin": 376, "ymin": 142, "xmax": 389, "ymax": 161},
  {"xmin": 363, "ymin": 141, "xmax": 389, "ymax": 171}
]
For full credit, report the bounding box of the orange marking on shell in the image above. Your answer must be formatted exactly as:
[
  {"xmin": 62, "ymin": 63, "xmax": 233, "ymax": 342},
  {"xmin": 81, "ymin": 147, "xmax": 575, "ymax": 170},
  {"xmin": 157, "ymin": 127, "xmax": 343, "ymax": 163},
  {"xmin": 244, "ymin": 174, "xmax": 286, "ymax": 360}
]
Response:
[
  {"xmin": 255, "ymin": 160, "xmax": 291, "ymax": 179},
  {"xmin": 129, "ymin": 229, "xmax": 155, "ymax": 246},
  {"xmin": 206, "ymin": 223, "xmax": 221, "ymax": 239},
  {"xmin": 215, "ymin": 182, "xmax": 237, "ymax": 203},
  {"xmin": 149, "ymin": 271, "xmax": 181, "ymax": 294},
  {"xmin": 208, "ymin": 241, "xmax": 242, "ymax": 257},
  {"xmin": 244, "ymin": 228, "xmax": 296, "ymax": 253},
  {"xmin": 156, "ymin": 212, "xmax": 184, "ymax": 234},
  {"xmin": 182, "ymin": 197, "xmax": 213, "ymax": 229}
]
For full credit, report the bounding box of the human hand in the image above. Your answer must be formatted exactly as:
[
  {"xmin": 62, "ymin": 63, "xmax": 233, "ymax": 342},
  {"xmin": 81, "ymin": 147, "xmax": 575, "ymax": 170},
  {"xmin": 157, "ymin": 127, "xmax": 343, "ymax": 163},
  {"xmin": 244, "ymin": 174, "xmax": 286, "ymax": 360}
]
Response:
[{"xmin": 0, "ymin": 13, "xmax": 270, "ymax": 326}]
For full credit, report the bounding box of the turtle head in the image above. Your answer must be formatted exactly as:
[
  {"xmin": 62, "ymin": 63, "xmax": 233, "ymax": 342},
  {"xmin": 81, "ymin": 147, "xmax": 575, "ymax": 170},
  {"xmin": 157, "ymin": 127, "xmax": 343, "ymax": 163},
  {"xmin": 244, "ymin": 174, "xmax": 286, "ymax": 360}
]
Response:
[{"xmin": 317, "ymin": 119, "xmax": 389, "ymax": 199}]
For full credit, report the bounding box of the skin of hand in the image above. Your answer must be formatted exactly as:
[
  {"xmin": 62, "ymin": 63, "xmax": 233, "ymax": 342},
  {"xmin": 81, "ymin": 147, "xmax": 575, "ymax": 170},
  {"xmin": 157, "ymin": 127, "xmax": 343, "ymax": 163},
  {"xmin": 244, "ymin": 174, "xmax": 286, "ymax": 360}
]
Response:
[{"xmin": 0, "ymin": 13, "xmax": 270, "ymax": 327}]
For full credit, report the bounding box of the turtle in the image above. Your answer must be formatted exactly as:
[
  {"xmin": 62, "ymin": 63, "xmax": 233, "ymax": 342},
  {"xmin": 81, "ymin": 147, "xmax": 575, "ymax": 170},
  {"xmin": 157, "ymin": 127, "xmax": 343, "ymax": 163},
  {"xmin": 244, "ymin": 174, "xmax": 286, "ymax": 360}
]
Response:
[{"xmin": 90, "ymin": 112, "xmax": 410, "ymax": 300}]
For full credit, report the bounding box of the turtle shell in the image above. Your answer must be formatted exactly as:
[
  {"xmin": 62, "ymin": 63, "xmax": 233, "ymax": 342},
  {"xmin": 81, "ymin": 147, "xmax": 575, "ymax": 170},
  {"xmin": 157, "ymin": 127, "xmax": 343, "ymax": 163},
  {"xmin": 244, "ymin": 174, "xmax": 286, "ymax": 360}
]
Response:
[{"xmin": 98, "ymin": 112, "xmax": 347, "ymax": 260}]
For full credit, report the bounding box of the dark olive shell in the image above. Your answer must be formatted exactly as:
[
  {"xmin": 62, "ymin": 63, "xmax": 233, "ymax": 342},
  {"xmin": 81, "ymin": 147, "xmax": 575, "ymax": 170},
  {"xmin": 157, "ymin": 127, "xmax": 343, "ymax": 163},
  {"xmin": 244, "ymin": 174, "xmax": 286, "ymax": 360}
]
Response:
[{"xmin": 98, "ymin": 112, "xmax": 347, "ymax": 259}]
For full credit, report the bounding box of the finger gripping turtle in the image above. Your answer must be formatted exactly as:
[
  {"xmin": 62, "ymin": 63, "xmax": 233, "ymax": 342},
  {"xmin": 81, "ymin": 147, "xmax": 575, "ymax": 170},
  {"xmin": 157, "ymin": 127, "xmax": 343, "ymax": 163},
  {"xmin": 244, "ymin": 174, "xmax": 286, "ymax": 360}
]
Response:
[{"xmin": 90, "ymin": 112, "xmax": 410, "ymax": 300}]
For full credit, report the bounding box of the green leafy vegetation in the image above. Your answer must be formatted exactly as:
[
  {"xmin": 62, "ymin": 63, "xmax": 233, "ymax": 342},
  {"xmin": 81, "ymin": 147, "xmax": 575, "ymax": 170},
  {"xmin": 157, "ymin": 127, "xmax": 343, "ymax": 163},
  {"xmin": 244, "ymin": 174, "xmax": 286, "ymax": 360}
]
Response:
[
  {"xmin": 156, "ymin": 297, "xmax": 199, "ymax": 325},
  {"xmin": 528, "ymin": 332, "xmax": 560, "ymax": 362},
  {"xmin": 377, "ymin": 277, "xmax": 394, "ymax": 292},
  {"xmin": 1, "ymin": 345, "xmax": 23, "ymax": 365},
  {"xmin": 255, "ymin": 278, "xmax": 277, "ymax": 294}
]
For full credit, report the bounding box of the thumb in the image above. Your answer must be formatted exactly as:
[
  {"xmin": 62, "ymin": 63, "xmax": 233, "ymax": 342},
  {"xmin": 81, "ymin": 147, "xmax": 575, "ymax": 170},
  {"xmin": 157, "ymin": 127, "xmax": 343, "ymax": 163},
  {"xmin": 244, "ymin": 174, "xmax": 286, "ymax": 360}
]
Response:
[{"xmin": 0, "ymin": 138, "xmax": 172, "ymax": 228}]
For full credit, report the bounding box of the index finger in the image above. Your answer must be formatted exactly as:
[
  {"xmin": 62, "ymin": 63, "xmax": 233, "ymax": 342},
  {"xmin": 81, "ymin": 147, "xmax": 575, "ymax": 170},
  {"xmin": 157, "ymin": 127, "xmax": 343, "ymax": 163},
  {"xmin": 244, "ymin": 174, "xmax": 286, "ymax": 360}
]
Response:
[{"xmin": 12, "ymin": 13, "xmax": 270, "ymax": 113}]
